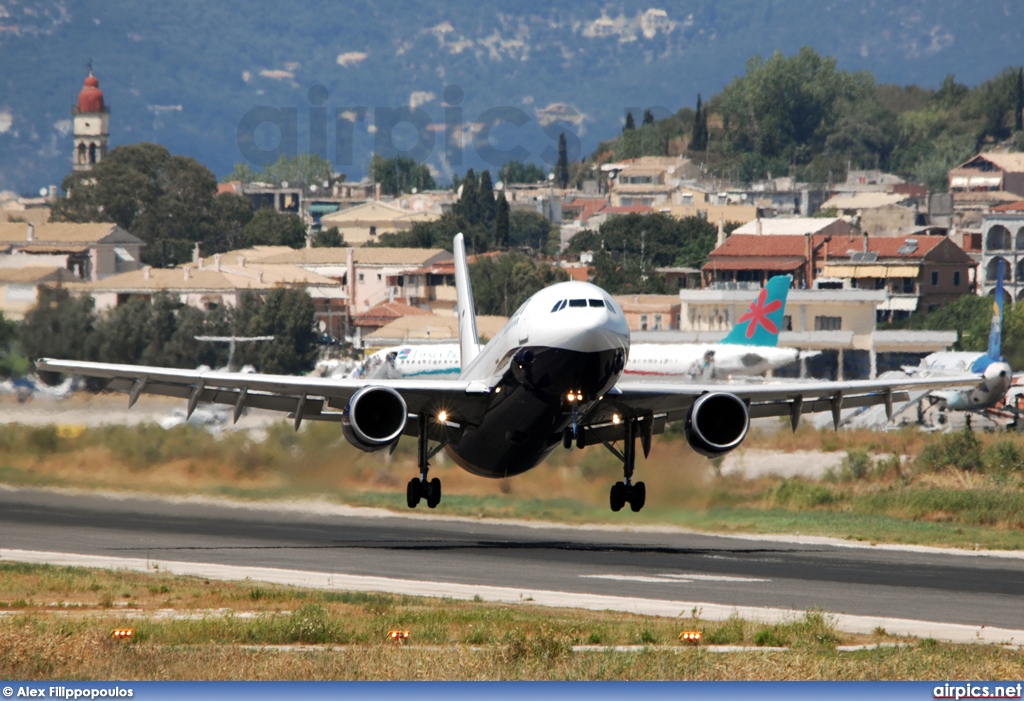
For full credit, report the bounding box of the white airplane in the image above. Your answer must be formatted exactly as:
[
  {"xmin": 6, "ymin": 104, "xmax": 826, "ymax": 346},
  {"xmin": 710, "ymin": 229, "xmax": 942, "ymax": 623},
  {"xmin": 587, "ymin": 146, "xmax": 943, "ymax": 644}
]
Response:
[
  {"xmin": 356, "ymin": 274, "xmax": 813, "ymax": 382},
  {"xmin": 38, "ymin": 234, "xmax": 983, "ymax": 513},
  {"xmin": 911, "ymin": 260, "xmax": 1012, "ymax": 413}
]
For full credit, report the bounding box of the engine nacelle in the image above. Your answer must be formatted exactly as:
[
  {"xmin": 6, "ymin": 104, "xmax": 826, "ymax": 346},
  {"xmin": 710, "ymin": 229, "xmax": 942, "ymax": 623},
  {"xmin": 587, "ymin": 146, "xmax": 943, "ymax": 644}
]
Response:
[
  {"xmin": 342, "ymin": 386, "xmax": 408, "ymax": 452},
  {"xmin": 684, "ymin": 392, "xmax": 749, "ymax": 458}
]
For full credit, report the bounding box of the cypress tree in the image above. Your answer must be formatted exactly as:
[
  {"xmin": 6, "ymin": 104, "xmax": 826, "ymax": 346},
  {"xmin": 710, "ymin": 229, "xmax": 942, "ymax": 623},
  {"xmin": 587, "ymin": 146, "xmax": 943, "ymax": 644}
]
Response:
[
  {"xmin": 691, "ymin": 94, "xmax": 708, "ymax": 152},
  {"xmin": 477, "ymin": 169, "xmax": 496, "ymax": 225},
  {"xmin": 495, "ymin": 192, "xmax": 510, "ymax": 249},
  {"xmin": 1016, "ymin": 67, "xmax": 1023, "ymax": 133},
  {"xmin": 458, "ymin": 168, "xmax": 479, "ymax": 225},
  {"xmin": 623, "ymin": 111, "xmax": 635, "ymax": 132},
  {"xmin": 556, "ymin": 133, "xmax": 570, "ymax": 189},
  {"xmin": 642, "ymin": 109, "xmax": 655, "ymax": 126}
]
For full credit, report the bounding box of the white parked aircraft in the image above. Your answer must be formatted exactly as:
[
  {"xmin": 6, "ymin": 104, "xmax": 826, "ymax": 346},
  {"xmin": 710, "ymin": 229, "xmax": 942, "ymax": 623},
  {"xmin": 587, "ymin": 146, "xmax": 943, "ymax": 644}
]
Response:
[
  {"xmin": 38, "ymin": 235, "xmax": 983, "ymax": 513},
  {"xmin": 910, "ymin": 260, "xmax": 1012, "ymax": 413},
  {"xmin": 356, "ymin": 274, "xmax": 813, "ymax": 382}
]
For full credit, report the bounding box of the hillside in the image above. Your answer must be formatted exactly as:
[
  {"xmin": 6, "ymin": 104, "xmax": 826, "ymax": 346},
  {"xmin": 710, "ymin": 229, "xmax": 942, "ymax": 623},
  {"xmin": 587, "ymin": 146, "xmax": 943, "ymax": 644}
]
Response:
[{"xmin": 0, "ymin": 0, "xmax": 1022, "ymax": 192}]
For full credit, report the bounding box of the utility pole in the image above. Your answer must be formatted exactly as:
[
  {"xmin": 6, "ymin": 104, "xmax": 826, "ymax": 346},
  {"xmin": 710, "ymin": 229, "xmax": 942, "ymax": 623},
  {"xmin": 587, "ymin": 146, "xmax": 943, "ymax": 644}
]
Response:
[{"xmin": 194, "ymin": 335, "xmax": 275, "ymax": 372}]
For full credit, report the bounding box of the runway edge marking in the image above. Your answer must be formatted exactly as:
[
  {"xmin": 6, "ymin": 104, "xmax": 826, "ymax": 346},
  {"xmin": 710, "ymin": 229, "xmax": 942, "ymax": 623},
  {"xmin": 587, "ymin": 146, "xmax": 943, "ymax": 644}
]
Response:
[{"xmin": 2, "ymin": 548, "xmax": 1020, "ymax": 647}]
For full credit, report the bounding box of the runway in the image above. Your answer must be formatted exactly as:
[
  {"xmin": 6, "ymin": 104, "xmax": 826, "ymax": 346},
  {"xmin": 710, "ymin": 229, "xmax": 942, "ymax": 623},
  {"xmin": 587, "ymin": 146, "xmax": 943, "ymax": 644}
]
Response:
[{"xmin": 2, "ymin": 486, "xmax": 1023, "ymax": 644}]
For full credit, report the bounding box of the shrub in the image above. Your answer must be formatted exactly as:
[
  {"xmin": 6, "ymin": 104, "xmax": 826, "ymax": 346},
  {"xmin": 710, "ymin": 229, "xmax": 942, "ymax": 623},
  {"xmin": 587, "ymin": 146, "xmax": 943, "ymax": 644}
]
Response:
[
  {"xmin": 982, "ymin": 440, "xmax": 1024, "ymax": 474},
  {"xmin": 772, "ymin": 480, "xmax": 841, "ymax": 509},
  {"xmin": 703, "ymin": 615, "xmax": 744, "ymax": 644},
  {"xmin": 842, "ymin": 449, "xmax": 871, "ymax": 480},
  {"xmin": 916, "ymin": 426, "xmax": 982, "ymax": 472}
]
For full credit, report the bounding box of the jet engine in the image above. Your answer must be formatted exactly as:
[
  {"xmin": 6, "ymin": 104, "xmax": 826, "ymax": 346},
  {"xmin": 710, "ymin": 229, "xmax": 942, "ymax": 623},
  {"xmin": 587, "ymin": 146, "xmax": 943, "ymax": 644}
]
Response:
[
  {"xmin": 684, "ymin": 391, "xmax": 749, "ymax": 458},
  {"xmin": 342, "ymin": 386, "xmax": 408, "ymax": 452}
]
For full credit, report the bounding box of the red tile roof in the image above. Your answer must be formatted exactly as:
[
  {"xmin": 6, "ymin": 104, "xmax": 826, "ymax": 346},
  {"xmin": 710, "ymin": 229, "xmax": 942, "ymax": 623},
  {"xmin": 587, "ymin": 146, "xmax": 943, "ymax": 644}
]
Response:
[
  {"xmin": 991, "ymin": 201, "xmax": 1024, "ymax": 212},
  {"xmin": 564, "ymin": 266, "xmax": 591, "ymax": 282},
  {"xmin": 822, "ymin": 233, "xmax": 943, "ymax": 260},
  {"xmin": 352, "ymin": 301, "xmax": 432, "ymax": 327},
  {"xmin": 707, "ymin": 234, "xmax": 808, "ymax": 258}
]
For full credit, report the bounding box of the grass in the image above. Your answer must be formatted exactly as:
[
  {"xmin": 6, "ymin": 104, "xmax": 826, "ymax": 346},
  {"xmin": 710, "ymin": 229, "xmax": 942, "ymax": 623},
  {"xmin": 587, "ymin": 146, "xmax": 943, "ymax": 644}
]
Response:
[
  {"xmin": 4, "ymin": 418, "xmax": 1024, "ymax": 549},
  {"xmin": 0, "ymin": 562, "xmax": 1022, "ymax": 680}
]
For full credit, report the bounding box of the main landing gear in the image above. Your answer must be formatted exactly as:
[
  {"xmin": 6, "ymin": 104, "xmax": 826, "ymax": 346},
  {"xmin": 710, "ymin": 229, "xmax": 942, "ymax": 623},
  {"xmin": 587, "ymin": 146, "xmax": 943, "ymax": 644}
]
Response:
[
  {"xmin": 406, "ymin": 414, "xmax": 449, "ymax": 509},
  {"xmin": 564, "ymin": 412, "xmax": 650, "ymax": 513}
]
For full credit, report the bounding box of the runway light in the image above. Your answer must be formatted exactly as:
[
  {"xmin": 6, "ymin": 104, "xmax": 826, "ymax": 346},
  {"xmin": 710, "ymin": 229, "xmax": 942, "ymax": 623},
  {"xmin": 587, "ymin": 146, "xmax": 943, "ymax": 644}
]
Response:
[
  {"xmin": 111, "ymin": 628, "xmax": 134, "ymax": 641},
  {"xmin": 388, "ymin": 629, "xmax": 410, "ymax": 643},
  {"xmin": 437, "ymin": 410, "xmax": 448, "ymax": 423},
  {"xmin": 612, "ymin": 414, "xmax": 621, "ymax": 424},
  {"xmin": 679, "ymin": 631, "xmax": 702, "ymax": 645}
]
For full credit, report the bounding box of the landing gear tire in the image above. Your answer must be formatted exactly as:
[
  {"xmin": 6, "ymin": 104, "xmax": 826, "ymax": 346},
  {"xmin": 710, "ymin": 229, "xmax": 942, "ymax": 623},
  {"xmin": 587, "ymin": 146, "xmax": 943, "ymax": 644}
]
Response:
[
  {"xmin": 629, "ymin": 481, "xmax": 646, "ymax": 512},
  {"xmin": 610, "ymin": 482, "xmax": 627, "ymax": 512},
  {"xmin": 406, "ymin": 478, "xmax": 421, "ymax": 509},
  {"xmin": 562, "ymin": 426, "xmax": 574, "ymax": 450},
  {"xmin": 427, "ymin": 477, "xmax": 442, "ymax": 508}
]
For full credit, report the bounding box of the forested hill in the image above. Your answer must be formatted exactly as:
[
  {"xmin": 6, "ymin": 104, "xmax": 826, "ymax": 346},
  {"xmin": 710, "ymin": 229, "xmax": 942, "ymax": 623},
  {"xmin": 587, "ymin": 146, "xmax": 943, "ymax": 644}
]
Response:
[{"xmin": 1, "ymin": 0, "xmax": 1022, "ymax": 192}]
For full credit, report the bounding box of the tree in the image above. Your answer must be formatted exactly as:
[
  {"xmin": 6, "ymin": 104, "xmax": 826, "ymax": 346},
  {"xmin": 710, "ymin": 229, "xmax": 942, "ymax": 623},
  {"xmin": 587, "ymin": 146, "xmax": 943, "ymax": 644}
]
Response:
[
  {"xmin": 556, "ymin": 133, "xmax": 570, "ymax": 189},
  {"xmin": 205, "ymin": 193, "xmax": 255, "ymax": 254},
  {"xmin": 233, "ymin": 289, "xmax": 318, "ymax": 374},
  {"xmin": 508, "ymin": 210, "xmax": 555, "ymax": 251},
  {"xmin": 494, "ymin": 193, "xmax": 510, "ymax": 249},
  {"xmin": 469, "ymin": 253, "xmax": 569, "ymax": 317},
  {"xmin": 370, "ymin": 154, "xmax": 435, "ymax": 196},
  {"xmin": 690, "ymin": 94, "xmax": 708, "ymax": 152},
  {"xmin": 642, "ymin": 109, "xmax": 655, "ymax": 126},
  {"xmin": 22, "ymin": 287, "xmax": 98, "ymax": 379},
  {"xmin": 242, "ymin": 207, "xmax": 307, "ymax": 248},
  {"xmin": 477, "ymin": 169, "xmax": 496, "ymax": 227},
  {"xmin": 498, "ymin": 160, "xmax": 546, "ymax": 184},
  {"xmin": 456, "ymin": 168, "xmax": 480, "ymax": 225},
  {"xmin": 313, "ymin": 226, "xmax": 345, "ymax": 247},
  {"xmin": 52, "ymin": 143, "xmax": 221, "ymax": 267},
  {"xmin": 623, "ymin": 111, "xmax": 636, "ymax": 132},
  {"xmin": 1016, "ymin": 67, "xmax": 1024, "ymax": 133}
]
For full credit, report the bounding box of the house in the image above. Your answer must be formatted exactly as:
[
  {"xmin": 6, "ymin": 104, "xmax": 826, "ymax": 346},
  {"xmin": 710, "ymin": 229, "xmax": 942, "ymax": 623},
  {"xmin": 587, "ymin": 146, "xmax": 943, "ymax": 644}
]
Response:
[
  {"xmin": 703, "ymin": 234, "xmax": 814, "ymax": 289},
  {"xmin": 729, "ymin": 216, "xmax": 857, "ymax": 238},
  {"xmin": 351, "ymin": 301, "xmax": 433, "ymax": 343},
  {"xmin": 819, "ymin": 192, "xmax": 922, "ymax": 234},
  {"xmin": 949, "ymin": 152, "xmax": 1024, "ymax": 197},
  {"xmin": 613, "ymin": 294, "xmax": 681, "ymax": 331},
  {"xmin": 363, "ymin": 314, "xmax": 507, "ymax": 350},
  {"xmin": 817, "ymin": 233, "xmax": 975, "ymax": 319},
  {"xmin": 317, "ymin": 200, "xmax": 440, "ymax": 246},
  {"xmin": 0, "ymin": 267, "xmax": 76, "ymax": 319},
  {"xmin": 980, "ymin": 212, "xmax": 1024, "ymax": 300},
  {"xmin": 0, "ymin": 222, "xmax": 144, "ymax": 281}
]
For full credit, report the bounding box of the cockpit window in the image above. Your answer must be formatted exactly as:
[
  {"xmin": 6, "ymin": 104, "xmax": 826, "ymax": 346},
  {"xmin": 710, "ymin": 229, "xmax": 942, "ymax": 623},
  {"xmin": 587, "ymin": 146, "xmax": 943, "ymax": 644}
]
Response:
[
  {"xmin": 569, "ymin": 299, "xmax": 587, "ymax": 307},
  {"xmin": 588, "ymin": 299, "xmax": 605, "ymax": 308},
  {"xmin": 550, "ymin": 299, "xmax": 567, "ymax": 313}
]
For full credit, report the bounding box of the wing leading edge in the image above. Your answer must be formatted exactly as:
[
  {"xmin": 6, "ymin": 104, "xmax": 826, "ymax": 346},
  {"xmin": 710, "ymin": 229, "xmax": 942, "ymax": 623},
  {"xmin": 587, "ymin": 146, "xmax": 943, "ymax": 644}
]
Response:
[{"xmin": 35, "ymin": 358, "xmax": 494, "ymax": 432}]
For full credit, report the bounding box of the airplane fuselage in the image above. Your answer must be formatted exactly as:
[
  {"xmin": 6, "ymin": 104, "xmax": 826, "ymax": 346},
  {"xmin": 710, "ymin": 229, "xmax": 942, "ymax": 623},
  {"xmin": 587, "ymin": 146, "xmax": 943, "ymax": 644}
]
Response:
[{"xmin": 444, "ymin": 280, "xmax": 629, "ymax": 477}]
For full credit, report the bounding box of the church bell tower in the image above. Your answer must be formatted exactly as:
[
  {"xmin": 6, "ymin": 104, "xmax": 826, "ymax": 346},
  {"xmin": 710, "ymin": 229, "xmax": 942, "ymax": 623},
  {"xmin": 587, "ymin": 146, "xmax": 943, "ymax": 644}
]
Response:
[{"xmin": 72, "ymin": 66, "xmax": 109, "ymax": 172}]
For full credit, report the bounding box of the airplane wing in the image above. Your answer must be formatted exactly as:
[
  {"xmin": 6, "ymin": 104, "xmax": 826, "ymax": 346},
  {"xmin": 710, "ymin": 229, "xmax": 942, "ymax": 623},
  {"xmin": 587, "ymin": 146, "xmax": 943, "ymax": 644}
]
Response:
[
  {"xmin": 34, "ymin": 358, "xmax": 495, "ymax": 433},
  {"xmin": 573, "ymin": 374, "xmax": 986, "ymax": 449}
]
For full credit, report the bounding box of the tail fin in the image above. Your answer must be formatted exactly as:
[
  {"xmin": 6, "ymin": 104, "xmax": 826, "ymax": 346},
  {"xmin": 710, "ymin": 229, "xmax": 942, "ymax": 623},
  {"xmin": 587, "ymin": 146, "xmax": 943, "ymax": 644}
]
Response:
[
  {"xmin": 987, "ymin": 259, "xmax": 1004, "ymax": 361},
  {"xmin": 453, "ymin": 233, "xmax": 480, "ymax": 369},
  {"xmin": 720, "ymin": 274, "xmax": 792, "ymax": 347}
]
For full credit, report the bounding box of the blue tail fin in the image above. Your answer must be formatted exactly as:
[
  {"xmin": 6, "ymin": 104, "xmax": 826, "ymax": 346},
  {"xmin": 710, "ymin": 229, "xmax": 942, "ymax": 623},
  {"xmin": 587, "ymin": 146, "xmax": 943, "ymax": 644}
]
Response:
[
  {"xmin": 986, "ymin": 259, "xmax": 1004, "ymax": 361},
  {"xmin": 721, "ymin": 275, "xmax": 792, "ymax": 347}
]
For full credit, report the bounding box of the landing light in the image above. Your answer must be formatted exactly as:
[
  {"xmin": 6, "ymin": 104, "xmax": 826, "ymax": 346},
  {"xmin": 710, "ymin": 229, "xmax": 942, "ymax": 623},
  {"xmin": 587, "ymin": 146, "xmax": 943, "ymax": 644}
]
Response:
[
  {"xmin": 566, "ymin": 392, "xmax": 576, "ymax": 402},
  {"xmin": 679, "ymin": 631, "xmax": 702, "ymax": 645},
  {"xmin": 437, "ymin": 410, "xmax": 448, "ymax": 423},
  {"xmin": 612, "ymin": 414, "xmax": 621, "ymax": 425}
]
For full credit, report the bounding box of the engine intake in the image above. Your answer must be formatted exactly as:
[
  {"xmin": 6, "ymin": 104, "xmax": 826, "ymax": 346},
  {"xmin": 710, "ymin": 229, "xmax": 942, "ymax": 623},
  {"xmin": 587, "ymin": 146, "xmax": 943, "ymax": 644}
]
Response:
[
  {"xmin": 342, "ymin": 386, "xmax": 408, "ymax": 452},
  {"xmin": 684, "ymin": 392, "xmax": 749, "ymax": 458}
]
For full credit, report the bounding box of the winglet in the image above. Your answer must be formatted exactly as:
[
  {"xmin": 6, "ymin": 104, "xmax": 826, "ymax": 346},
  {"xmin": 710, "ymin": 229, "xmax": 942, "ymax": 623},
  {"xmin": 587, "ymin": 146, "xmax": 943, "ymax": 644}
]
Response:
[
  {"xmin": 720, "ymin": 274, "xmax": 792, "ymax": 347},
  {"xmin": 454, "ymin": 233, "xmax": 480, "ymax": 369}
]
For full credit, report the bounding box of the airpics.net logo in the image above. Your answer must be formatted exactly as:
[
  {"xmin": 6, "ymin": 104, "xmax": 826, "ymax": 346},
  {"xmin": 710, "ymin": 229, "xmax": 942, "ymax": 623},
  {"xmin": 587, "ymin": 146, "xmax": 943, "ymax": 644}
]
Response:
[
  {"xmin": 933, "ymin": 683, "xmax": 1024, "ymax": 699},
  {"xmin": 235, "ymin": 83, "xmax": 672, "ymax": 170}
]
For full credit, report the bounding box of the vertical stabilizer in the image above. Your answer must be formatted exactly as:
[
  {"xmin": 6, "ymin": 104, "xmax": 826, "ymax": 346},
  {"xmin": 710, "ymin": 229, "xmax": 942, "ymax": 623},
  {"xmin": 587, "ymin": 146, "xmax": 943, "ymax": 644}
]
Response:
[
  {"xmin": 453, "ymin": 233, "xmax": 481, "ymax": 369},
  {"xmin": 720, "ymin": 274, "xmax": 792, "ymax": 347}
]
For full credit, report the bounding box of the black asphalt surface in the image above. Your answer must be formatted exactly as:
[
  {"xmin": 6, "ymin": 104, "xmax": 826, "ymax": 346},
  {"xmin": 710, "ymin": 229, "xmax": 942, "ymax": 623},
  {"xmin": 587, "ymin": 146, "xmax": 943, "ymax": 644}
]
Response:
[{"xmin": 1, "ymin": 486, "xmax": 1022, "ymax": 628}]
